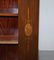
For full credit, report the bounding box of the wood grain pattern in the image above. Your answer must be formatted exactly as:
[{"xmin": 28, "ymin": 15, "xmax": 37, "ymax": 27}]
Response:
[
  {"xmin": 0, "ymin": 0, "xmax": 18, "ymax": 9},
  {"xmin": 18, "ymin": 0, "xmax": 39, "ymax": 60},
  {"xmin": 0, "ymin": 13, "xmax": 18, "ymax": 16},
  {"xmin": 0, "ymin": 16, "xmax": 18, "ymax": 43},
  {"xmin": 0, "ymin": 17, "xmax": 18, "ymax": 35},
  {"xmin": 0, "ymin": 0, "xmax": 19, "ymax": 59},
  {"xmin": 0, "ymin": 0, "xmax": 18, "ymax": 15},
  {"xmin": 0, "ymin": 45, "xmax": 18, "ymax": 60},
  {"xmin": 0, "ymin": 0, "xmax": 39, "ymax": 60}
]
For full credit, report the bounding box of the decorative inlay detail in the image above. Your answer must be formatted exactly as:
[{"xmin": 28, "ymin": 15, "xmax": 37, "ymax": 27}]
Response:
[
  {"xmin": 25, "ymin": 8, "xmax": 32, "ymax": 37},
  {"xmin": 25, "ymin": 23, "xmax": 32, "ymax": 36}
]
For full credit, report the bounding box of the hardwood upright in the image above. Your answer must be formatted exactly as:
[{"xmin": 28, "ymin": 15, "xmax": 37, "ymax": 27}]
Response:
[
  {"xmin": 18, "ymin": 0, "xmax": 39, "ymax": 60},
  {"xmin": 0, "ymin": 0, "xmax": 39, "ymax": 60}
]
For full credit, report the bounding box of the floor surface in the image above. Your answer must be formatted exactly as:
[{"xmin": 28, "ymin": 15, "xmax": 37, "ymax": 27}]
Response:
[{"xmin": 39, "ymin": 51, "xmax": 54, "ymax": 60}]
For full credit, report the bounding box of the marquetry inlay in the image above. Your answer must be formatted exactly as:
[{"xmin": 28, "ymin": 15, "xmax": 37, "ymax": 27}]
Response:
[{"xmin": 25, "ymin": 8, "xmax": 32, "ymax": 37}]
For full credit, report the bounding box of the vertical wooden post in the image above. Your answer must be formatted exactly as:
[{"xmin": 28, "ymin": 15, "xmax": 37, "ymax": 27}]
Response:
[{"xmin": 18, "ymin": 0, "xmax": 39, "ymax": 60}]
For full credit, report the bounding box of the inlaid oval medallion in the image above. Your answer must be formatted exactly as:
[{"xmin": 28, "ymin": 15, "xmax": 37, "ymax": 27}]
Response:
[{"xmin": 25, "ymin": 23, "xmax": 32, "ymax": 36}]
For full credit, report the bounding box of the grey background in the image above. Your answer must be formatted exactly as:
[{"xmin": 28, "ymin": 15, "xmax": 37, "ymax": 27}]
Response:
[
  {"xmin": 39, "ymin": 0, "xmax": 54, "ymax": 50},
  {"xmin": 39, "ymin": 51, "xmax": 54, "ymax": 60}
]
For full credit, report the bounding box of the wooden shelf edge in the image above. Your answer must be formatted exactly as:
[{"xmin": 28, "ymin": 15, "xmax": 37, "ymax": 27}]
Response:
[
  {"xmin": 0, "ymin": 35, "xmax": 18, "ymax": 44},
  {"xmin": 0, "ymin": 40, "xmax": 18, "ymax": 44},
  {"xmin": 0, "ymin": 13, "xmax": 18, "ymax": 16}
]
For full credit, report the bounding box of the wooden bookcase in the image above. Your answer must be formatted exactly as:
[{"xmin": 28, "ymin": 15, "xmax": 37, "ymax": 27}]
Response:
[
  {"xmin": 0, "ymin": 0, "xmax": 39, "ymax": 60},
  {"xmin": 0, "ymin": 0, "xmax": 18, "ymax": 44}
]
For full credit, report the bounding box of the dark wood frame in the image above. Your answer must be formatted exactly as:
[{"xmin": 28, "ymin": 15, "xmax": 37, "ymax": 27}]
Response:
[
  {"xmin": 0, "ymin": 0, "xmax": 39, "ymax": 60},
  {"xmin": 18, "ymin": 0, "xmax": 39, "ymax": 60}
]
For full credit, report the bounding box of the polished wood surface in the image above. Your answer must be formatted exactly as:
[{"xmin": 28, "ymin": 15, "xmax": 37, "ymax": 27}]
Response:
[
  {"xmin": 0, "ymin": 45, "xmax": 18, "ymax": 60},
  {"xmin": 0, "ymin": 0, "xmax": 18, "ymax": 43},
  {"xmin": 0, "ymin": 17, "xmax": 18, "ymax": 40},
  {"xmin": 0, "ymin": 13, "xmax": 18, "ymax": 16},
  {"xmin": 0, "ymin": 0, "xmax": 18, "ymax": 16},
  {"xmin": 0, "ymin": 0, "xmax": 19, "ymax": 59},
  {"xmin": 0, "ymin": 0, "xmax": 18, "ymax": 9},
  {"xmin": 0, "ymin": 0, "xmax": 39, "ymax": 60},
  {"xmin": 18, "ymin": 0, "xmax": 39, "ymax": 60}
]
